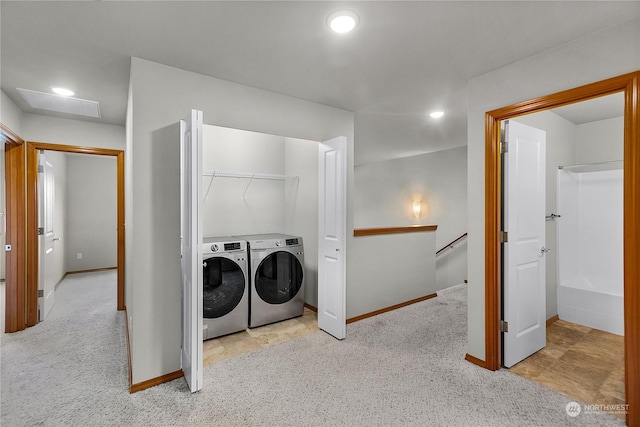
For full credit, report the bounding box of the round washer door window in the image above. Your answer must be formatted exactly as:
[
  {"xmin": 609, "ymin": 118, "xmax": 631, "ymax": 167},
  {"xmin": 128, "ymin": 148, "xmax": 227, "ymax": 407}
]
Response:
[
  {"xmin": 203, "ymin": 257, "xmax": 246, "ymax": 318},
  {"xmin": 255, "ymin": 251, "xmax": 303, "ymax": 304}
]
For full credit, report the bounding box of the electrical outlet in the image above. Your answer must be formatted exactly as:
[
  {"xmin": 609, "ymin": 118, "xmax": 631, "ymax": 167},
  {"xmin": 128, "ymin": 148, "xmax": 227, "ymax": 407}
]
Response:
[{"xmin": 77, "ymin": 252, "xmax": 83, "ymax": 260}]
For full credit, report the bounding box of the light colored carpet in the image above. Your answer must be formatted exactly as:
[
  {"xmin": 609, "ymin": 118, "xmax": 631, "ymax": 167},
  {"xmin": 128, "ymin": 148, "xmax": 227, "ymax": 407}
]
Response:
[{"xmin": 1, "ymin": 275, "xmax": 624, "ymax": 426}]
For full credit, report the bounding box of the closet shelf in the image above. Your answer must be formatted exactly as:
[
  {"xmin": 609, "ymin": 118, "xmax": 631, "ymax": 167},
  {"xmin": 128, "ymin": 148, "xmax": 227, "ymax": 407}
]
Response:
[{"xmin": 202, "ymin": 170, "xmax": 299, "ymax": 201}]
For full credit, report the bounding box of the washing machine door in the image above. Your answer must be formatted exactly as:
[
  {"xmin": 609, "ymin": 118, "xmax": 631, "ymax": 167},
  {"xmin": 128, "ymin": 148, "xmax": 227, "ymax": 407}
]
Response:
[
  {"xmin": 203, "ymin": 256, "xmax": 246, "ymax": 318},
  {"xmin": 255, "ymin": 251, "xmax": 303, "ymax": 304}
]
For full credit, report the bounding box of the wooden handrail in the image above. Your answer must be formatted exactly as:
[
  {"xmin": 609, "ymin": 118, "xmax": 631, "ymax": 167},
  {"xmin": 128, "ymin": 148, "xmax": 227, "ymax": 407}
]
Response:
[
  {"xmin": 436, "ymin": 233, "xmax": 468, "ymax": 255},
  {"xmin": 353, "ymin": 225, "xmax": 437, "ymax": 237}
]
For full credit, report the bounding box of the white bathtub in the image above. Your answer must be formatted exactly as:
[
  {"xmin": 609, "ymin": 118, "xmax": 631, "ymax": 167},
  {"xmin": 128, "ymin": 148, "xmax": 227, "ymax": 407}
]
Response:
[
  {"xmin": 557, "ymin": 278, "xmax": 623, "ymax": 336},
  {"xmin": 556, "ymin": 166, "xmax": 624, "ymax": 336}
]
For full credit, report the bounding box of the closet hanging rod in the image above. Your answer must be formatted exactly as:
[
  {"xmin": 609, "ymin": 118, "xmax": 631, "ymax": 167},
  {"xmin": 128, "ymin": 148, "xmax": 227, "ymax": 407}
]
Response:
[
  {"xmin": 558, "ymin": 160, "xmax": 623, "ymax": 171},
  {"xmin": 202, "ymin": 171, "xmax": 299, "ymax": 181},
  {"xmin": 202, "ymin": 171, "xmax": 299, "ymax": 202}
]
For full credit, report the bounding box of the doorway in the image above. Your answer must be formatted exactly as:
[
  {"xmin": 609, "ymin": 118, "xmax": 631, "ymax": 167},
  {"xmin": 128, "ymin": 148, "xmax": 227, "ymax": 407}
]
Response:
[
  {"xmin": 501, "ymin": 96, "xmax": 625, "ymax": 416},
  {"xmin": 26, "ymin": 143, "xmax": 125, "ymax": 319},
  {"xmin": 37, "ymin": 149, "xmax": 119, "ymax": 322},
  {"xmin": 3, "ymin": 139, "xmax": 125, "ymax": 332},
  {"xmin": 484, "ymin": 71, "xmax": 640, "ymax": 424}
]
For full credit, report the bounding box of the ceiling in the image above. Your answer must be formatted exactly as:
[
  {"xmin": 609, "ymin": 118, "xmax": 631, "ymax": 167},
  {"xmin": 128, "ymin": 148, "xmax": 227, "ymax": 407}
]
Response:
[{"xmin": 1, "ymin": 1, "xmax": 638, "ymax": 165}]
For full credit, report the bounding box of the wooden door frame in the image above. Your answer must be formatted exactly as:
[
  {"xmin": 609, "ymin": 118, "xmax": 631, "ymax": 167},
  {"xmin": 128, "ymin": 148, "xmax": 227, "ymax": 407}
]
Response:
[
  {"xmin": 1, "ymin": 124, "xmax": 26, "ymax": 332},
  {"xmin": 483, "ymin": 71, "xmax": 640, "ymax": 425},
  {"xmin": 24, "ymin": 142, "xmax": 125, "ymax": 324}
]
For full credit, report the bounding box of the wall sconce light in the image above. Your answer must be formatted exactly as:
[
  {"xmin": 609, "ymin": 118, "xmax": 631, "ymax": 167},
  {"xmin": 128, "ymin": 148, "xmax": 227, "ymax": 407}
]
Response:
[{"xmin": 413, "ymin": 200, "xmax": 422, "ymax": 218}]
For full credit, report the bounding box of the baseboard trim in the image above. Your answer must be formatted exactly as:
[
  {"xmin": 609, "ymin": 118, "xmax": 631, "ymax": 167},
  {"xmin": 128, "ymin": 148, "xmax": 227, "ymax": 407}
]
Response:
[
  {"xmin": 124, "ymin": 306, "xmax": 183, "ymax": 393},
  {"xmin": 546, "ymin": 314, "xmax": 559, "ymax": 327},
  {"xmin": 53, "ymin": 267, "xmax": 118, "ymax": 292},
  {"xmin": 346, "ymin": 293, "xmax": 438, "ymax": 324},
  {"xmin": 130, "ymin": 370, "xmax": 184, "ymax": 394},
  {"xmin": 465, "ymin": 353, "xmax": 489, "ymax": 369},
  {"xmin": 304, "ymin": 303, "xmax": 318, "ymax": 313},
  {"xmin": 67, "ymin": 266, "xmax": 117, "ymax": 275}
]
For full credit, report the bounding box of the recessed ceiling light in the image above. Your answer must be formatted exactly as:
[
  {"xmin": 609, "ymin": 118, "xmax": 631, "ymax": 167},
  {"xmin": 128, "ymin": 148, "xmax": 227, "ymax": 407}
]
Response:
[
  {"xmin": 429, "ymin": 111, "xmax": 445, "ymax": 119},
  {"xmin": 52, "ymin": 87, "xmax": 75, "ymax": 97},
  {"xmin": 328, "ymin": 10, "xmax": 359, "ymax": 33}
]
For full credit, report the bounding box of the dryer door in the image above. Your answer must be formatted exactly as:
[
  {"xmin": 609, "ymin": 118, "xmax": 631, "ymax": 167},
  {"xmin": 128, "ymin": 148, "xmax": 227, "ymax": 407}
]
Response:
[
  {"xmin": 255, "ymin": 251, "xmax": 303, "ymax": 304},
  {"xmin": 203, "ymin": 257, "xmax": 246, "ymax": 318}
]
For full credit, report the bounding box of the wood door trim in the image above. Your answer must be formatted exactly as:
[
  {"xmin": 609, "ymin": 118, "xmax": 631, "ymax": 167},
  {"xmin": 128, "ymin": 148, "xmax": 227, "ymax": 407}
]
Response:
[
  {"xmin": 26, "ymin": 142, "xmax": 126, "ymax": 320},
  {"xmin": 2, "ymin": 125, "xmax": 26, "ymax": 332},
  {"xmin": 483, "ymin": 71, "xmax": 640, "ymax": 425},
  {"xmin": 27, "ymin": 141, "xmax": 122, "ymax": 157},
  {"xmin": 353, "ymin": 225, "xmax": 437, "ymax": 236},
  {"xmin": 1, "ymin": 124, "xmax": 24, "ymax": 145}
]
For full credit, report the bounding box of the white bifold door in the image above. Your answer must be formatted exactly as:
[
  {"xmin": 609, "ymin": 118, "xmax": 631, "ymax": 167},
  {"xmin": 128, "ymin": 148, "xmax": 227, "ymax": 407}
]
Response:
[
  {"xmin": 180, "ymin": 110, "xmax": 204, "ymax": 392},
  {"xmin": 38, "ymin": 150, "xmax": 56, "ymax": 321},
  {"xmin": 317, "ymin": 136, "xmax": 347, "ymax": 340},
  {"xmin": 503, "ymin": 120, "xmax": 547, "ymax": 368}
]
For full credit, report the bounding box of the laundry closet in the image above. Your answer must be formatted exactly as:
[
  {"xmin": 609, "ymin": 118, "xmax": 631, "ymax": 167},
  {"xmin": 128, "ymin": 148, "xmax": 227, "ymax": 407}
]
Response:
[{"xmin": 199, "ymin": 124, "xmax": 320, "ymax": 339}]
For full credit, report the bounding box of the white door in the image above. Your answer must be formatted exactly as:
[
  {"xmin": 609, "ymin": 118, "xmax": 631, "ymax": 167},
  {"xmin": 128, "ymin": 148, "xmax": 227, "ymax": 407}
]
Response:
[
  {"xmin": 503, "ymin": 120, "xmax": 547, "ymax": 368},
  {"xmin": 317, "ymin": 136, "xmax": 347, "ymax": 340},
  {"xmin": 180, "ymin": 110, "xmax": 203, "ymax": 392},
  {"xmin": 38, "ymin": 151, "xmax": 56, "ymax": 320}
]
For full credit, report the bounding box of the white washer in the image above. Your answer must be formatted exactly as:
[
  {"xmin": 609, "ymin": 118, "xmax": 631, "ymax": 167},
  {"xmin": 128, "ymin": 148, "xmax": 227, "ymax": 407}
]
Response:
[
  {"xmin": 233, "ymin": 233, "xmax": 305, "ymax": 328},
  {"xmin": 202, "ymin": 237, "xmax": 249, "ymax": 340}
]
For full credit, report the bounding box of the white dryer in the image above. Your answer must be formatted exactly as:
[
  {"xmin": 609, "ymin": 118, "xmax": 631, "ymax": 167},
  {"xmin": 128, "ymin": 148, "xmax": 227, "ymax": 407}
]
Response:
[
  {"xmin": 202, "ymin": 237, "xmax": 249, "ymax": 340},
  {"xmin": 233, "ymin": 233, "xmax": 305, "ymax": 328}
]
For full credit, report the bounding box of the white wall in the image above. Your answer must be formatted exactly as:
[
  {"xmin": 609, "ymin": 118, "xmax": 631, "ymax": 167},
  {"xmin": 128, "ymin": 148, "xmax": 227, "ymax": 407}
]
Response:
[
  {"xmin": 22, "ymin": 113, "xmax": 125, "ymax": 150},
  {"xmin": 575, "ymin": 116, "xmax": 624, "ymax": 164},
  {"xmin": 1, "ymin": 90, "xmax": 23, "ymax": 137},
  {"xmin": 202, "ymin": 125, "xmax": 286, "ymax": 236},
  {"xmin": 466, "ymin": 19, "xmax": 639, "ymax": 361},
  {"xmin": 65, "ymin": 154, "xmax": 117, "ymax": 272},
  {"xmin": 127, "ymin": 57, "xmax": 354, "ymax": 385},
  {"xmin": 348, "ymin": 231, "xmax": 436, "ymax": 318},
  {"xmin": 283, "ymin": 137, "xmax": 319, "ymax": 307},
  {"xmin": 355, "ymin": 146, "xmax": 467, "ymax": 292}
]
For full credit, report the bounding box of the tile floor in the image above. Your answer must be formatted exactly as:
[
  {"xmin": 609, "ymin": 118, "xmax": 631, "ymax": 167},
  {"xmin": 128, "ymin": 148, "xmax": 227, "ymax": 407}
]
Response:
[
  {"xmin": 508, "ymin": 319, "xmax": 625, "ymax": 419},
  {"xmin": 203, "ymin": 307, "xmax": 319, "ymax": 366}
]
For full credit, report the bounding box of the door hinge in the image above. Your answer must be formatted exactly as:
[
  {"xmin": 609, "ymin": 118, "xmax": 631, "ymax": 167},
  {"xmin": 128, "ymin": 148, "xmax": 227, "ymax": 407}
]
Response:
[
  {"xmin": 500, "ymin": 140, "xmax": 508, "ymax": 154},
  {"xmin": 501, "ymin": 120, "xmax": 509, "ymax": 154},
  {"xmin": 500, "ymin": 320, "xmax": 509, "ymax": 333},
  {"xmin": 38, "ymin": 165, "xmax": 44, "ymax": 173},
  {"xmin": 38, "ymin": 289, "xmax": 44, "ymax": 298},
  {"xmin": 500, "ymin": 231, "xmax": 508, "ymax": 243},
  {"xmin": 38, "ymin": 227, "xmax": 44, "ymax": 235}
]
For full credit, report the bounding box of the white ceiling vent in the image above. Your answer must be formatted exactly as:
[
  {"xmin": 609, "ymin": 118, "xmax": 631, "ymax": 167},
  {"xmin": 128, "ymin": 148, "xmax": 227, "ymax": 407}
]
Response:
[{"xmin": 17, "ymin": 88, "xmax": 101, "ymax": 118}]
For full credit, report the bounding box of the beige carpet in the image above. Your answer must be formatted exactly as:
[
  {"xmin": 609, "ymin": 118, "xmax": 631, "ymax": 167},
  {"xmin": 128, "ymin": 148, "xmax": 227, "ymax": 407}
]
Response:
[{"xmin": 1, "ymin": 273, "xmax": 624, "ymax": 426}]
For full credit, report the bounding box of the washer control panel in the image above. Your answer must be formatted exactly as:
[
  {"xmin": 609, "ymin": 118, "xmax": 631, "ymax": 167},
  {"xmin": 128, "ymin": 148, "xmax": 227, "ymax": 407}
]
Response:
[{"xmin": 203, "ymin": 238, "xmax": 246, "ymax": 254}]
